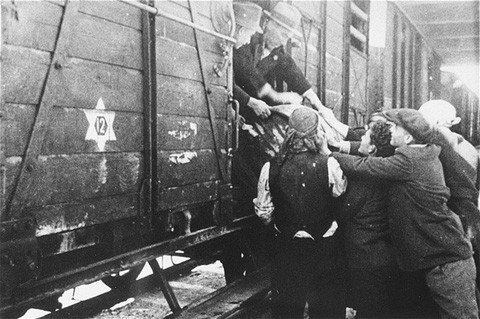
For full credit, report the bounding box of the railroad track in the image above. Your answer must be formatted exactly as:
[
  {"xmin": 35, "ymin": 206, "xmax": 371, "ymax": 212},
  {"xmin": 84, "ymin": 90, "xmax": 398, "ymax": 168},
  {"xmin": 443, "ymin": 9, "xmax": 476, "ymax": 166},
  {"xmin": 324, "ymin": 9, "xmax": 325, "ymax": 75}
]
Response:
[{"xmin": 30, "ymin": 260, "xmax": 270, "ymax": 319}]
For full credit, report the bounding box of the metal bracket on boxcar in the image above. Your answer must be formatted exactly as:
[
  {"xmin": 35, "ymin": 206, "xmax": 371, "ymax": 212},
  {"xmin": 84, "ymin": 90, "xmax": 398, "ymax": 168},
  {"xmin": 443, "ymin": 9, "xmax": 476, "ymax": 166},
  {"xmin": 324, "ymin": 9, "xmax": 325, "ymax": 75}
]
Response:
[
  {"xmin": 213, "ymin": 48, "xmax": 231, "ymax": 77},
  {"xmin": 228, "ymin": 98, "xmax": 240, "ymax": 157},
  {"xmin": 0, "ymin": 218, "xmax": 40, "ymax": 299}
]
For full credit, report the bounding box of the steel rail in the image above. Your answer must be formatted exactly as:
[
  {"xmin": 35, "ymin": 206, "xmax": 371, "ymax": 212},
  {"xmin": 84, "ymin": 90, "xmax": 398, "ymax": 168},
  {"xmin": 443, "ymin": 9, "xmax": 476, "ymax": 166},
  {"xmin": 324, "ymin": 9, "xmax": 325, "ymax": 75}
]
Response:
[
  {"xmin": 0, "ymin": 217, "xmax": 257, "ymax": 316},
  {"xmin": 117, "ymin": 0, "xmax": 236, "ymax": 44}
]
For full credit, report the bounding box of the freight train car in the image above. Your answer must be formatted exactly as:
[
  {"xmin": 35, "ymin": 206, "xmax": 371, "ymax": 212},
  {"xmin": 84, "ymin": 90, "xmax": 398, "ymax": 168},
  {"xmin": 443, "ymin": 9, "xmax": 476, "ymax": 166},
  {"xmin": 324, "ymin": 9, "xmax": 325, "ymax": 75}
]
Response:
[
  {"xmin": 0, "ymin": 0, "xmax": 374, "ymax": 317},
  {"xmin": 1, "ymin": 0, "xmax": 240, "ymax": 315}
]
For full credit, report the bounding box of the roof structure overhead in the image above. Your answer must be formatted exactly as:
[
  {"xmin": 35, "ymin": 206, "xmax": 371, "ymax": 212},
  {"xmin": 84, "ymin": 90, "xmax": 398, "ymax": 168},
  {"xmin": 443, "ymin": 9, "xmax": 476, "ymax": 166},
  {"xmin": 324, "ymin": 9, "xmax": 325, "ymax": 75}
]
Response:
[{"xmin": 395, "ymin": 1, "xmax": 479, "ymax": 66}]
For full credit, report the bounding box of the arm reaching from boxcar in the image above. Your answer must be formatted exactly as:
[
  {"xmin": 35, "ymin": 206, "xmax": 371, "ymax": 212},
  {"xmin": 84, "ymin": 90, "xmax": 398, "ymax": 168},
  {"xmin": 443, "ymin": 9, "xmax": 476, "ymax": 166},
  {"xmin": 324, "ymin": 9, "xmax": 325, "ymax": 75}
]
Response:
[{"xmin": 257, "ymin": 82, "xmax": 303, "ymax": 105}]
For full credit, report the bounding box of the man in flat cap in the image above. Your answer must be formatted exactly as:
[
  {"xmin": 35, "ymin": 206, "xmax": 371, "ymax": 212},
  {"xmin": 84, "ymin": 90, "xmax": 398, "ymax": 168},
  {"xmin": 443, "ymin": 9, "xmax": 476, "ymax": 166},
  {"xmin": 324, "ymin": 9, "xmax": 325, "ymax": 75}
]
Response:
[
  {"xmin": 233, "ymin": 2, "xmax": 326, "ymax": 115},
  {"xmin": 419, "ymin": 99, "xmax": 480, "ymax": 292},
  {"xmin": 332, "ymin": 109, "xmax": 478, "ymax": 319}
]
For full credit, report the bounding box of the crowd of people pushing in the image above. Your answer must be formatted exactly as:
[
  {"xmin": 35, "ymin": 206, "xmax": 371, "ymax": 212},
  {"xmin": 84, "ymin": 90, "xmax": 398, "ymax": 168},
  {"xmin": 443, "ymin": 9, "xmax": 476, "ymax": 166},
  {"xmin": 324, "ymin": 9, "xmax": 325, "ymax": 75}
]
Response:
[{"xmin": 228, "ymin": 2, "xmax": 480, "ymax": 318}]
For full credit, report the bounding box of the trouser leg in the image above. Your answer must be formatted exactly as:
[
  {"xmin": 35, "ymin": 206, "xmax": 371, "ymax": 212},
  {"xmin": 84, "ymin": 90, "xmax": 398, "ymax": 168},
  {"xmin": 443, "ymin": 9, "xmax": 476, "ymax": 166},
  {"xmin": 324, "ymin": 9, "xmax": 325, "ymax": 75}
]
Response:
[
  {"xmin": 271, "ymin": 237, "xmax": 315, "ymax": 319},
  {"xmin": 308, "ymin": 236, "xmax": 346, "ymax": 319},
  {"xmin": 425, "ymin": 257, "xmax": 478, "ymax": 319}
]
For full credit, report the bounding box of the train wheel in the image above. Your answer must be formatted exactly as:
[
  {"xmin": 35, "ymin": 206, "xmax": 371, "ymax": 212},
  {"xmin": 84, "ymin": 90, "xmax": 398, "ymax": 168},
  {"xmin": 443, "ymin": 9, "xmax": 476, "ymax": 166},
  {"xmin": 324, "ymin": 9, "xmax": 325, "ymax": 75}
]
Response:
[{"xmin": 101, "ymin": 264, "xmax": 144, "ymax": 290}]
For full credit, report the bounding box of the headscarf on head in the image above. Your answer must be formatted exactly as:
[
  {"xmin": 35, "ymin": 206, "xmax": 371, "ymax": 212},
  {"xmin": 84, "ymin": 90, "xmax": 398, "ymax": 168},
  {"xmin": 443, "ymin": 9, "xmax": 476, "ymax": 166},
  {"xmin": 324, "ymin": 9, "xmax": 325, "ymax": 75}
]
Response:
[{"xmin": 278, "ymin": 107, "xmax": 321, "ymax": 164}]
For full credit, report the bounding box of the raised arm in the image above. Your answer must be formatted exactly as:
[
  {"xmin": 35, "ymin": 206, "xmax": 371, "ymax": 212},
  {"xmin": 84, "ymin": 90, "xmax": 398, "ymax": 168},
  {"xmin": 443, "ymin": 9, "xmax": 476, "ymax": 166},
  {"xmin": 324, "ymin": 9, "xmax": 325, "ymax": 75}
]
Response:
[{"xmin": 333, "ymin": 151, "xmax": 412, "ymax": 181}]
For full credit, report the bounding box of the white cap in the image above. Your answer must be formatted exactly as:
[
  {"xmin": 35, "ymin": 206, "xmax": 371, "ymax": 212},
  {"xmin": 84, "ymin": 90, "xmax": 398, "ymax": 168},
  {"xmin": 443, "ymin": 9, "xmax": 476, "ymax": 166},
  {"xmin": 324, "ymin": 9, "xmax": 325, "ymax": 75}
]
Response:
[{"xmin": 418, "ymin": 99, "xmax": 461, "ymax": 128}]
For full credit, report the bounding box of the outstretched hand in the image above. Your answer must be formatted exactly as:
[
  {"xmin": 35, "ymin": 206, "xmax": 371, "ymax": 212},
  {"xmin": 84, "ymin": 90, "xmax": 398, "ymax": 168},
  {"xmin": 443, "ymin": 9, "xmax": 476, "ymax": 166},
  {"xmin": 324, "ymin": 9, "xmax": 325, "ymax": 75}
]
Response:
[{"xmin": 248, "ymin": 97, "xmax": 272, "ymax": 120}]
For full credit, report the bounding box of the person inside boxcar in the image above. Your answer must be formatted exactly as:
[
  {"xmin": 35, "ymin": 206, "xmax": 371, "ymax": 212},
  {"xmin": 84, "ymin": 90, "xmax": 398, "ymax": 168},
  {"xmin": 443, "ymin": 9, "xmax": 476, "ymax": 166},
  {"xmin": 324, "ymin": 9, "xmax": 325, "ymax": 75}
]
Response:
[
  {"xmin": 253, "ymin": 107, "xmax": 348, "ymax": 318},
  {"xmin": 333, "ymin": 109, "xmax": 478, "ymax": 319},
  {"xmin": 233, "ymin": 2, "xmax": 325, "ymax": 117},
  {"xmin": 232, "ymin": 2, "xmax": 272, "ymax": 121}
]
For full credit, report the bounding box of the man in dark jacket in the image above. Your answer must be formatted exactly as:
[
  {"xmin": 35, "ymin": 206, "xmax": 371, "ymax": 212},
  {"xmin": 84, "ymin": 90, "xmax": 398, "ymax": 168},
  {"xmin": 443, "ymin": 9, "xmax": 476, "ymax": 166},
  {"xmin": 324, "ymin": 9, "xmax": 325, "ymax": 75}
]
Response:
[
  {"xmin": 232, "ymin": 2, "xmax": 271, "ymax": 122},
  {"xmin": 333, "ymin": 109, "xmax": 478, "ymax": 319},
  {"xmin": 339, "ymin": 121, "xmax": 400, "ymax": 318},
  {"xmin": 233, "ymin": 2, "xmax": 325, "ymax": 117}
]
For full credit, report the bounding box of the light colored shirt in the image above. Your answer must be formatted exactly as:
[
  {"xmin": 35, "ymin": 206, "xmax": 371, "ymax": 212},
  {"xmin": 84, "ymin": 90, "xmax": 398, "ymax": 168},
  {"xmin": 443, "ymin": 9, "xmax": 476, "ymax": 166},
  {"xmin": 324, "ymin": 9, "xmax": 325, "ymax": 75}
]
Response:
[{"xmin": 253, "ymin": 157, "xmax": 347, "ymax": 239}]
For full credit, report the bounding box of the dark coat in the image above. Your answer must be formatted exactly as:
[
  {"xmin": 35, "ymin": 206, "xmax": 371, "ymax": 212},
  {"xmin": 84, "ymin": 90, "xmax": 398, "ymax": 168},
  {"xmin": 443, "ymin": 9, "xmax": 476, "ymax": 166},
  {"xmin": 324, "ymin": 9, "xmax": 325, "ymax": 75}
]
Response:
[
  {"xmin": 341, "ymin": 178, "xmax": 395, "ymax": 268},
  {"xmin": 233, "ymin": 34, "xmax": 311, "ymax": 102},
  {"xmin": 334, "ymin": 145, "xmax": 472, "ymax": 271}
]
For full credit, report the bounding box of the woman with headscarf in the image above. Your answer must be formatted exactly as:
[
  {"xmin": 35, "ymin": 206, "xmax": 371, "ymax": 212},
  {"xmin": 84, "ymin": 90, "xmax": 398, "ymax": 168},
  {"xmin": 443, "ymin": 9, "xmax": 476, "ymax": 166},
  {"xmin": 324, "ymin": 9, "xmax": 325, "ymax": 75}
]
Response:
[{"xmin": 254, "ymin": 107, "xmax": 347, "ymax": 318}]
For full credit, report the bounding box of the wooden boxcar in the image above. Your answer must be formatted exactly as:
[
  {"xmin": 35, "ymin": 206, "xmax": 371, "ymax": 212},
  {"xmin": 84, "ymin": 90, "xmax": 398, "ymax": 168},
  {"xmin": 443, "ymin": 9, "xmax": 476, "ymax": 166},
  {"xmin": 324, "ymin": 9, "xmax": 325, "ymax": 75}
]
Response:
[{"xmin": 0, "ymin": 0, "xmax": 374, "ymax": 316}]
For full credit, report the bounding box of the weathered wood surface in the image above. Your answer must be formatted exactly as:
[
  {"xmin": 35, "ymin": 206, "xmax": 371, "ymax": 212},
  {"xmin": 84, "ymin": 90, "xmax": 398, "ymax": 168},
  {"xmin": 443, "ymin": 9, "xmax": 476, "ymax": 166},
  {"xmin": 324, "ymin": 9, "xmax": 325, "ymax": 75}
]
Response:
[
  {"xmin": 78, "ymin": 1, "xmax": 142, "ymax": 30},
  {"xmin": 157, "ymin": 76, "xmax": 228, "ymax": 119},
  {"xmin": 2, "ymin": 0, "xmax": 231, "ymax": 236},
  {"xmin": 326, "ymin": 1, "xmax": 345, "ymax": 25},
  {"xmin": 1, "ymin": 1, "xmax": 62, "ymax": 52},
  {"xmin": 173, "ymin": 267, "xmax": 270, "ymax": 319},
  {"xmin": 3, "ymin": 46, "xmax": 144, "ymax": 111},
  {"xmin": 159, "ymin": 149, "xmax": 219, "ymax": 187},
  {"xmin": 6, "ymin": 104, "xmax": 143, "ymax": 156},
  {"xmin": 349, "ymin": 50, "xmax": 368, "ymax": 112},
  {"xmin": 156, "ymin": 36, "xmax": 227, "ymax": 87},
  {"xmin": 326, "ymin": 17, "xmax": 344, "ymax": 60},
  {"xmin": 2, "ymin": 45, "xmax": 50, "ymax": 105},
  {"xmin": 158, "ymin": 180, "xmax": 220, "ymax": 211},
  {"xmin": 72, "ymin": 13, "xmax": 143, "ymax": 70},
  {"xmin": 6, "ymin": 153, "xmax": 143, "ymax": 210},
  {"xmin": 34, "ymin": 194, "xmax": 139, "ymax": 237},
  {"xmin": 158, "ymin": 115, "xmax": 227, "ymax": 150}
]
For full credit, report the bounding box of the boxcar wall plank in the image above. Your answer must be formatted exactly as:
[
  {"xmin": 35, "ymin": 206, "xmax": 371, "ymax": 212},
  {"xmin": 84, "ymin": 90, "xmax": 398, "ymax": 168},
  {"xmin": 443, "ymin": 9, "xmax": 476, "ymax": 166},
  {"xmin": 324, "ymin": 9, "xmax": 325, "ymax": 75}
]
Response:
[
  {"xmin": 291, "ymin": 31, "xmax": 320, "ymax": 65},
  {"xmin": 305, "ymin": 64, "xmax": 319, "ymax": 89},
  {"xmin": 4, "ymin": 103, "xmax": 36, "ymax": 157},
  {"xmin": 78, "ymin": 1, "xmax": 142, "ymax": 30},
  {"xmin": 201, "ymin": 52, "xmax": 228, "ymax": 87},
  {"xmin": 4, "ymin": 157, "xmax": 21, "ymax": 211},
  {"xmin": 1, "ymin": 1, "xmax": 62, "ymax": 52},
  {"xmin": 157, "ymin": 16, "xmax": 196, "ymax": 48},
  {"xmin": 326, "ymin": 68, "xmax": 343, "ymax": 93},
  {"xmin": 156, "ymin": 37, "xmax": 227, "ymax": 87},
  {"xmin": 157, "ymin": 75, "xmax": 207, "ymax": 117},
  {"xmin": 53, "ymin": 57, "xmax": 143, "ymax": 113},
  {"xmin": 349, "ymin": 51, "xmax": 368, "ymax": 111},
  {"xmin": 158, "ymin": 149, "xmax": 219, "ymax": 187},
  {"xmin": 3, "ymin": 45, "xmax": 50, "ymax": 105},
  {"xmin": 157, "ymin": 77, "xmax": 228, "ymax": 119},
  {"xmin": 156, "ymin": 36, "xmax": 202, "ymax": 81},
  {"xmin": 7, "ymin": 153, "xmax": 144, "ymax": 211},
  {"xmin": 6, "ymin": 106, "xmax": 143, "ymax": 156},
  {"xmin": 158, "ymin": 180, "xmax": 220, "ymax": 211},
  {"xmin": 158, "ymin": 115, "xmax": 227, "ymax": 150},
  {"xmin": 155, "ymin": 0, "xmax": 192, "ymax": 20},
  {"xmin": 71, "ymin": 13, "xmax": 142, "ymax": 70},
  {"xmin": 33, "ymin": 194, "xmax": 139, "ymax": 236},
  {"xmin": 326, "ymin": 18, "xmax": 344, "ymax": 60},
  {"xmin": 326, "ymin": 1, "xmax": 344, "ymax": 25},
  {"xmin": 155, "ymin": 17, "xmax": 224, "ymax": 56},
  {"xmin": 42, "ymin": 107, "xmax": 143, "ymax": 155}
]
